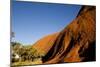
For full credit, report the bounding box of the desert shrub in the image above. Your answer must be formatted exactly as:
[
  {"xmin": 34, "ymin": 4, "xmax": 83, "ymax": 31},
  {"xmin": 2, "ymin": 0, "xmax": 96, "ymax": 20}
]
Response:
[{"xmin": 11, "ymin": 42, "xmax": 45, "ymax": 62}]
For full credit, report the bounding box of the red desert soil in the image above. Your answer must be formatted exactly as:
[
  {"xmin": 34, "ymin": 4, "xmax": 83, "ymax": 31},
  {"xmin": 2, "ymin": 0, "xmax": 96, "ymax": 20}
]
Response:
[{"xmin": 32, "ymin": 6, "xmax": 96, "ymax": 64}]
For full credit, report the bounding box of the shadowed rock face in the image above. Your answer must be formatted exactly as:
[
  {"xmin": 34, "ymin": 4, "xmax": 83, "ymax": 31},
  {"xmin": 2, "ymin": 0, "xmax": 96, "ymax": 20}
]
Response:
[{"xmin": 33, "ymin": 6, "xmax": 96, "ymax": 64}]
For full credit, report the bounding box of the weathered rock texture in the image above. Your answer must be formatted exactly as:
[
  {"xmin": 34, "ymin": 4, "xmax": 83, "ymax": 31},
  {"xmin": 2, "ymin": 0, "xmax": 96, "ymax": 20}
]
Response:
[{"xmin": 33, "ymin": 6, "xmax": 96, "ymax": 64}]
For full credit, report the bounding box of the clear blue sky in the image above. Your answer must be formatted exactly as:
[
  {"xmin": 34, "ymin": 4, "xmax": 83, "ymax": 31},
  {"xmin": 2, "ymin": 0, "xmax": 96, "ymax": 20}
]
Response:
[{"xmin": 12, "ymin": 1, "xmax": 82, "ymax": 45}]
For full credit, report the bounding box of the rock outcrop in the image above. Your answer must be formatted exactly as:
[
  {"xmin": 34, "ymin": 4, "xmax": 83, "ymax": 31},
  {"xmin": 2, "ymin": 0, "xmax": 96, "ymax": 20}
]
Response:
[
  {"xmin": 33, "ymin": 6, "xmax": 96, "ymax": 64},
  {"xmin": 33, "ymin": 33, "xmax": 59, "ymax": 55}
]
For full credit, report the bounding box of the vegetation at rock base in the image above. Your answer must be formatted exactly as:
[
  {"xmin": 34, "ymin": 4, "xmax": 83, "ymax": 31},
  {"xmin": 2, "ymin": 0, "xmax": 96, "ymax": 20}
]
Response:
[{"xmin": 11, "ymin": 42, "xmax": 45, "ymax": 66}]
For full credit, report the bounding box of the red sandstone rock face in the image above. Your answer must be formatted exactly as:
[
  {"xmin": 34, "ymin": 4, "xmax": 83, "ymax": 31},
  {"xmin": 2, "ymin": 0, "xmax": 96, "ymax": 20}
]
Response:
[
  {"xmin": 33, "ymin": 6, "xmax": 96, "ymax": 64},
  {"xmin": 33, "ymin": 33, "xmax": 59, "ymax": 54}
]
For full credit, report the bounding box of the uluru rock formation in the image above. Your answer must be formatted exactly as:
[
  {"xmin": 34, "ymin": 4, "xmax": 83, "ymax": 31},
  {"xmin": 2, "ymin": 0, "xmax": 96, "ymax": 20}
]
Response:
[
  {"xmin": 33, "ymin": 6, "xmax": 96, "ymax": 64},
  {"xmin": 33, "ymin": 33, "xmax": 59, "ymax": 54}
]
